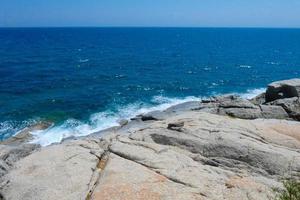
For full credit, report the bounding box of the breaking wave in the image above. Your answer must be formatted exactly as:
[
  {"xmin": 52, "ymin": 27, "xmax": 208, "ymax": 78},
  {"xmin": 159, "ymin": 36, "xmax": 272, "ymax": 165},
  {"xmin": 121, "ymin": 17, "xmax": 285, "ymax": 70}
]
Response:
[{"xmin": 1, "ymin": 88, "xmax": 265, "ymax": 146}]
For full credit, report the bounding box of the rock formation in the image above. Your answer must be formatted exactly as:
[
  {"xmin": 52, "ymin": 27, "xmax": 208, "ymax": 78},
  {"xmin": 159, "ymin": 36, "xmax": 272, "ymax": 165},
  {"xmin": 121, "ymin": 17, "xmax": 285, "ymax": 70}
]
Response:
[
  {"xmin": 265, "ymin": 78, "xmax": 300, "ymax": 102},
  {"xmin": 1, "ymin": 78, "xmax": 300, "ymax": 200}
]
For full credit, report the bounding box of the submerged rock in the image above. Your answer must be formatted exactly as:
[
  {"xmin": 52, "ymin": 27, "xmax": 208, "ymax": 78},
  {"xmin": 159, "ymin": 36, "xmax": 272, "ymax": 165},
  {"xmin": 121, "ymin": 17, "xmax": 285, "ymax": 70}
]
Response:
[{"xmin": 0, "ymin": 121, "xmax": 52, "ymax": 146}]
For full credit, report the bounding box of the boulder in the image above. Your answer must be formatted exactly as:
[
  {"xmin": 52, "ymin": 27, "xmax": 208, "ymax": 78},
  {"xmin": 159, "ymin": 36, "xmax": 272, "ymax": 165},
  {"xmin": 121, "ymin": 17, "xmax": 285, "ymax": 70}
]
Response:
[
  {"xmin": 265, "ymin": 79, "xmax": 300, "ymax": 102},
  {"xmin": 268, "ymin": 97, "xmax": 300, "ymax": 121}
]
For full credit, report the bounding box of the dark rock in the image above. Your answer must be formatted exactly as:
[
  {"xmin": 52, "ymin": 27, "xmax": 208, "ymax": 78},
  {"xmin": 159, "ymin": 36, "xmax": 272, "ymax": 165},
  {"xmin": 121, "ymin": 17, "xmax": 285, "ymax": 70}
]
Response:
[
  {"xmin": 201, "ymin": 98, "xmax": 216, "ymax": 103},
  {"xmin": 131, "ymin": 111, "xmax": 166, "ymax": 121},
  {"xmin": 141, "ymin": 111, "xmax": 164, "ymax": 121},
  {"xmin": 265, "ymin": 79, "xmax": 300, "ymax": 102},
  {"xmin": 167, "ymin": 122, "xmax": 184, "ymax": 132},
  {"xmin": 141, "ymin": 115, "xmax": 158, "ymax": 121},
  {"xmin": 0, "ymin": 159, "xmax": 10, "ymax": 177}
]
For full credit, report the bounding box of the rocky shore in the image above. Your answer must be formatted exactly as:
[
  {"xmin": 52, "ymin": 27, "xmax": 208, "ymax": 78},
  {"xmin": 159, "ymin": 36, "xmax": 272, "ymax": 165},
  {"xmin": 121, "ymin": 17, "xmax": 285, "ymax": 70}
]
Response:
[{"xmin": 1, "ymin": 78, "xmax": 300, "ymax": 200}]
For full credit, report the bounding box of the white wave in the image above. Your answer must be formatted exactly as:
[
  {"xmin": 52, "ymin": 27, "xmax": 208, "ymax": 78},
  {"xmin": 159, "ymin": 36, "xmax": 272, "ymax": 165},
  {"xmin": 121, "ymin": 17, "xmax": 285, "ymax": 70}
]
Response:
[
  {"xmin": 239, "ymin": 65, "xmax": 252, "ymax": 69},
  {"xmin": 0, "ymin": 119, "xmax": 37, "ymax": 140},
  {"xmin": 79, "ymin": 59, "xmax": 89, "ymax": 63},
  {"xmin": 266, "ymin": 61, "xmax": 280, "ymax": 65},
  {"xmin": 240, "ymin": 88, "xmax": 265, "ymax": 99},
  {"xmin": 28, "ymin": 87, "xmax": 265, "ymax": 146},
  {"xmin": 30, "ymin": 95, "xmax": 204, "ymax": 146}
]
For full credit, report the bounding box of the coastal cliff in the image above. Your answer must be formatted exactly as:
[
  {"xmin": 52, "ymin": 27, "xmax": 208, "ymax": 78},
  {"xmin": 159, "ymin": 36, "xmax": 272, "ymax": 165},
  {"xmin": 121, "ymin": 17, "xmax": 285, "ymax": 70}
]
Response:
[{"xmin": 1, "ymin": 79, "xmax": 300, "ymax": 200}]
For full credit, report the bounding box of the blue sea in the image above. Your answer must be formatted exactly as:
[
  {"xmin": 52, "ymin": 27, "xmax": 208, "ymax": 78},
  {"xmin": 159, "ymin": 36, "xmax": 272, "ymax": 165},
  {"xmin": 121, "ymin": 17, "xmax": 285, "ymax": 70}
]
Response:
[{"xmin": 1, "ymin": 28, "xmax": 300, "ymax": 145}]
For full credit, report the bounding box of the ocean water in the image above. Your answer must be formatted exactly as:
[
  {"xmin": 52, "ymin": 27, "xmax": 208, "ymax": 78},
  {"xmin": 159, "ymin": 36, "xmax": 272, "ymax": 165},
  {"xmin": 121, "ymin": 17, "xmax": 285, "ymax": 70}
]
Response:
[{"xmin": 1, "ymin": 28, "xmax": 300, "ymax": 145}]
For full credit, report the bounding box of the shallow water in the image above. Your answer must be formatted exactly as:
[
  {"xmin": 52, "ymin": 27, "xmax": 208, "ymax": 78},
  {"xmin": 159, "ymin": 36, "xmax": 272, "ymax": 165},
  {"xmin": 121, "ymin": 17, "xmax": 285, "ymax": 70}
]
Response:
[{"xmin": 1, "ymin": 28, "xmax": 300, "ymax": 144}]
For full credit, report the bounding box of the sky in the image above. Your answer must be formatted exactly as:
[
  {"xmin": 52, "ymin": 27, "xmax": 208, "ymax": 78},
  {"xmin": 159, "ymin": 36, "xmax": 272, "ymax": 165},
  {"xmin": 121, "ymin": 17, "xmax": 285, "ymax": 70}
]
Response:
[{"xmin": 1, "ymin": 0, "xmax": 300, "ymax": 28}]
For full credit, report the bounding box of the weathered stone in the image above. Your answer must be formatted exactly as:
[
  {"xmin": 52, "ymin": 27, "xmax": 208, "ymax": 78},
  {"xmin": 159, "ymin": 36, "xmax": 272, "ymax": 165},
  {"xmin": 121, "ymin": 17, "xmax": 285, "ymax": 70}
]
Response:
[
  {"xmin": 0, "ymin": 143, "xmax": 40, "ymax": 179},
  {"xmin": 2, "ymin": 111, "xmax": 300, "ymax": 199},
  {"xmin": 260, "ymin": 105, "xmax": 289, "ymax": 119},
  {"xmin": 0, "ymin": 121, "xmax": 52, "ymax": 146},
  {"xmin": 3, "ymin": 79, "xmax": 300, "ymax": 200},
  {"xmin": 217, "ymin": 95, "xmax": 257, "ymax": 109},
  {"xmin": 165, "ymin": 101, "xmax": 201, "ymax": 113},
  {"xmin": 117, "ymin": 119, "xmax": 129, "ymax": 127},
  {"xmin": 222, "ymin": 107, "xmax": 262, "ymax": 119},
  {"xmin": 266, "ymin": 78, "xmax": 300, "ymax": 102},
  {"xmin": 167, "ymin": 121, "xmax": 184, "ymax": 132},
  {"xmin": 0, "ymin": 139, "xmax": 105, "ymax": 200},
  {"xmin": 250, "ymin": 93, "xmax": 266, "ymax": 105},
  {"xmin": 268, "ymin": 97, "xmax": 300, "ymax": 120},
  {"xmin": 92, "ymin": 153, "xmax": 200, "ymax": 200}
]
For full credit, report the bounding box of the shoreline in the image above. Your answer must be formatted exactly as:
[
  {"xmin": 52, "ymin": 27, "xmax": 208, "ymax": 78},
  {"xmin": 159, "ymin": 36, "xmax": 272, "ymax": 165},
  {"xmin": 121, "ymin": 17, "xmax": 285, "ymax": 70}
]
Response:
[
  {"xmin": 1, "ymin": 78, "xmax": 300, "ymax": 199},
  {"xmin": 1, "ymin": 87, "xmax": 266, "ymax": 147}
]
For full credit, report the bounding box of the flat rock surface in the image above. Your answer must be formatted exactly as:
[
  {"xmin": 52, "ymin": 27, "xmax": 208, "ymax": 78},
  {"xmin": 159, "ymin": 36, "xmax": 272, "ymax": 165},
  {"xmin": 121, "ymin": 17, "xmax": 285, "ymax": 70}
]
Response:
[
  {"xmin": 2, "ymin": 111, "xmax": 300, "ymax": 200},
  {"xmin": 0, "ymin": 139, "xmax": 105, "ymax": 200}
]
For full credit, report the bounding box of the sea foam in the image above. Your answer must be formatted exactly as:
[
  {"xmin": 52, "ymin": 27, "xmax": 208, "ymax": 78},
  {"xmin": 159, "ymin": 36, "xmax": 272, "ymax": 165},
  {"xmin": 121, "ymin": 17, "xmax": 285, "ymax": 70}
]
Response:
[
  {"xmin": 27, "ymin": 88, "xmax": 265, "ymax": 146},
  {"xmin": 30, "ymin": 96, "xmax": 203, "ymax": 146},
  {"xmin": 240, "ymin": 88, "xmax": 265, "ymax": 99}
]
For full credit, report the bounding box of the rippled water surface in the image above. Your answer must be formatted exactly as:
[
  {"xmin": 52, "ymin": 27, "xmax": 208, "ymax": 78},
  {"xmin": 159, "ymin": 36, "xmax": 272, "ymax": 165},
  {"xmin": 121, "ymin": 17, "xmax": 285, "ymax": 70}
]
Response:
[{"xmin": 1, "ymin": 28, "xmax": 300, "ymax": 143}]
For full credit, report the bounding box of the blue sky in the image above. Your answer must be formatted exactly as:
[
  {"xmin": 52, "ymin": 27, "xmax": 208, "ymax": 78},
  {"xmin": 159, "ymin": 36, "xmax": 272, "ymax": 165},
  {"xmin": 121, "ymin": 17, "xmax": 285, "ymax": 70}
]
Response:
[{"xmin": 1, "ymin": 0, "xmax": 300, "ymax": 27}]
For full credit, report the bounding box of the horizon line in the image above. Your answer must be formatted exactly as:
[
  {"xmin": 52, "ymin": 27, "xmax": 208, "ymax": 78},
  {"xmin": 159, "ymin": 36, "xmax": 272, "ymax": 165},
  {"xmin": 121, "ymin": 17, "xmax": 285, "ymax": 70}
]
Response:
[{"xmin": 1, "ymin": 26, "xmax": 300, "ymax": 29}]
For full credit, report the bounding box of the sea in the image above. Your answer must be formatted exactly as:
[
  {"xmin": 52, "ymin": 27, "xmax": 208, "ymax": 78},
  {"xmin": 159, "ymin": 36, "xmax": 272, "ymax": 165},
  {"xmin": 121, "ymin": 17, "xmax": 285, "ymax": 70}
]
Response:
[{"xmin": 1, "ymin": 27, "xmax": 300, "ymax": 146}]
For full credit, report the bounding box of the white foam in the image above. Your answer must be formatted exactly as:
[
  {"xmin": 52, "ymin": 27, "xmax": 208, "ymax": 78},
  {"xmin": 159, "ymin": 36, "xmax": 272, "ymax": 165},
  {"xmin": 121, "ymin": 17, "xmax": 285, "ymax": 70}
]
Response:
[
  {"xmin": 79, "ymin": 59, "xmax": 89, "ymax": 63},
  {"xmin": 239, "ymin": 65, "xmax": 252, "ymax": 69},
  {"xmin": 29, "ymin": 88, "xmax": 265, "ymax": 146},
  {"xmin": 30, "ymin": 95, "xmax": 203, "ymax": 146},
  {"xmin": 0, "ymin": 119, "xmax": 37, "ymax": 140},
  {"xmin": 240, "ymin": 88, "xmax": 265, "ymax": 99}
]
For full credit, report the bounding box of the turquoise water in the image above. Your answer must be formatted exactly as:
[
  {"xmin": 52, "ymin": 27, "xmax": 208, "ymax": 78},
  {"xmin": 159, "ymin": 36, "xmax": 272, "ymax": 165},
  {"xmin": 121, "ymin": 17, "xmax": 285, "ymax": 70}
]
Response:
[{"xmin": 1, "ymin": 28, "xmax": 300, "ymax": 144}]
